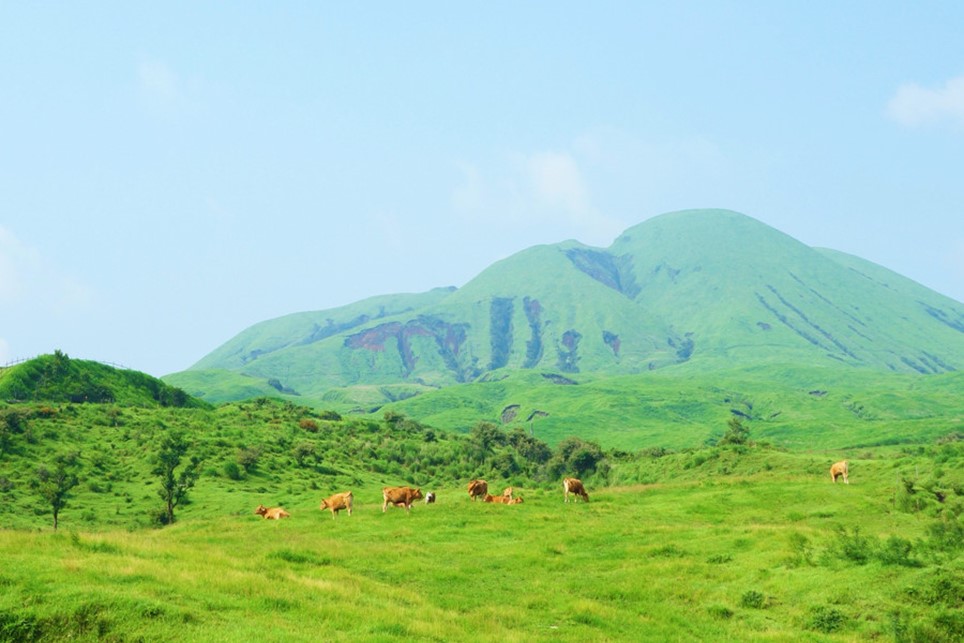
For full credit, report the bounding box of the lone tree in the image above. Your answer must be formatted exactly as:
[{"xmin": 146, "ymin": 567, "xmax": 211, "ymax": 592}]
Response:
[
  {"xmin": 34, "ymin": 452, "xmax": 80, "ymax": 530},
  {"xmin": 153, "ymin": 432, "xmax": 201, "ymax": 525},
  {"xmin": 719, "ymin": 417, "xmax": 750, "ymax": 446}
]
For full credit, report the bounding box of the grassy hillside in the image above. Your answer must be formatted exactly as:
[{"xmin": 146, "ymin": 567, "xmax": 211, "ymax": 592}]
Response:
[
  {"xmin": 0, "ymin": 352, "xmax": 203, "ymax": 408},
  {"xmin": 383, "ymin": 366, "xmax": 964, "ymax": 450}
]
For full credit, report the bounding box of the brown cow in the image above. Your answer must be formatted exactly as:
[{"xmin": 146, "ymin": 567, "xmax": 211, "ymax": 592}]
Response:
[
  {"xmin": 382, "ymin": 486, "xmax": 424, "ymax": 512},
  {"xmin": 483, "ymin": 493, "xmax": 524, "ymax": 504},
  {"xmin": 467, "ymin": 479, "xmax": 488, "ymax": 501},
  {"xmin": 830, "ymin": 460, "xmax": 849, "ymax": 484},
  {"xmin": 255, "ymin": 504, "xmax": 290, "ymax": 520},
  {"xmin": 563, "ymin": 477, "xmax": 589, "ymax": 503},
  {"xmin": 319, "ymin": 491, "xmax": 353, "ymax": 519}
]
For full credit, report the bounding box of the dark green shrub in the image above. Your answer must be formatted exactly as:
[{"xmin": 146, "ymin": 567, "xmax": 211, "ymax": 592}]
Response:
[
  {"xmin": 877, "ymin": 535, "xmax": 920, "ymax": 567},
  {"xmin": 829, "ymin": 526, "xmax": 874, "ymax": 564},
  {"xmin": 707, "ymin": 553, "xmax": 732, "ymax": 564},
  {"xmin": 808, "ymin": 606, "xmax": 846, "ymax": 633},
  {"xmin": 740, "ymin": 590, "xmax": 767, "ymax": 609}
]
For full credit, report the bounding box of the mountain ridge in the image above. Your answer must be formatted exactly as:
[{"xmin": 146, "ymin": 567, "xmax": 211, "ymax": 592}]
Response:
[{"xmin": 165, "ymin": 209, "xmax": 963, "ymax": 410}]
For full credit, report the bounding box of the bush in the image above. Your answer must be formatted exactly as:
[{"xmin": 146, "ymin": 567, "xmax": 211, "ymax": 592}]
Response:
[
  {"xmin": 808, "ymin": 606, "xmax": 846, "ymax": 633},
  {"xmin": 877, "ymin": 535, "xmax": 920, "ymax": 567},
  {"xmin": 740, "ymin": 590, "xmax": 767, "ymax": 609},
  {"xmin": 828, "ymin": 526, "xmax": 873, "ymax": 565},
  {"xmin": 236, "ymin": 447, "xmax": 262, "ymax": 473},
  {"xmin": 223, "ymin": 461, "xmax": 244, "ymax": 481}
]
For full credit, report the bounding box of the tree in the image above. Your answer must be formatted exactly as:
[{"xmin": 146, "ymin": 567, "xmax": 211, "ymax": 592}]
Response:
[
  {"xmin": 469, "ymin": 421, "xmax": 505, "ymax": 464},
  {"xmin": 153, "ymin": 432, "xmax": 201, "ymax": 525},
  {"xmin": 548, "ymin": 437, "xmax": 605, "ymax": 479},
  {"xmin": 719, "ymin": 417, "xmax": 750, "ymax": 446},
  {"xmin": 34, "ymin": 452, "xmax": 80, "ymax": 530}
]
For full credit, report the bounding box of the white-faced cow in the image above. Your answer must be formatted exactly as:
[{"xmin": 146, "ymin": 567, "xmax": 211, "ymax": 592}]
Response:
[
  {"xmin": 425, "ymin": 491, "xmax": 436, "ymax": 504},
  {"xmin": 830, "ymin": 460, "xmax": 849, "ymax": 484},
  {"xmin": 255, "ymin": 504, "xmax": 290, "ymax": 520},
  {"xmin": 382, "ymin": 486, "xmax": 424, "ymax": 512},
  {"xmin": 563, "ymin": 477, "xmax": 589, "ymax": 503},
  {"xmin": 467, "ymin": 479, "xmax": 488, "ymax": 501},
  {"xmin": 319, "ymin": 491, "xmax": 353, "ymax": 519}
]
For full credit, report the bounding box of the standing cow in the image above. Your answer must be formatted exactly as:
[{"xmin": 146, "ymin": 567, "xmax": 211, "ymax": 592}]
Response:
[
  {"xmin": 563, "ymin": 477, "xmax": 589, "ymax": 503},
  {"xmin": 319, "ymin": 491, "xmax": 353, "ymax": 519},
  {"xmin": 467, "ymin": 479, "xmax": 488, "ymax": 501},
  {"xmin": 382, "ymin": 486, "xmax": 423, "ymax": 512},
  {"xmin": 830, "ymin": 460, "xmax": 849, "ymax": 484}
]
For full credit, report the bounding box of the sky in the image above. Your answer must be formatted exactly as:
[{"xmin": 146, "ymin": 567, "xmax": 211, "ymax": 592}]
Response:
[{"xmin": 1, "ymin": 2, "xmax": 963, "ymax": 377}]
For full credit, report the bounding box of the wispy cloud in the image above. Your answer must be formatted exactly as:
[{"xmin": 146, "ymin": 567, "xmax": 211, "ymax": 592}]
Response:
[
  {"xmin": 524, "ymin": 151, "xmax": 592, "ymax": 221},
  {"xmin": 887, "ymin": 74, "xmax": 964, "ymax": 129},
  {"xmin": 137, "ymin": 58, "xmax": 182, "ymax": 114},
  {"xmin": 0, "ymin": 226, "xmax": 93, "ymax": 314},
  {"xmin": 452, "ymin": 144, "xmax": 623, "ymax": 247}
]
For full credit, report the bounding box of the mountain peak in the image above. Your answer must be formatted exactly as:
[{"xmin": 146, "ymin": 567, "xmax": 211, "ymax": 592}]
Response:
[{"xmin": 166, "ymin": 210, "xmax": 964, "ymax": 408}]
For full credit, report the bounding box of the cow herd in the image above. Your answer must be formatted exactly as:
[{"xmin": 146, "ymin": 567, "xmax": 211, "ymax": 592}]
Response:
[
  {"xmin": 256, "ymin": 463, "xmax": 850, "ymax": 521},
  {"xmin": 253, "ymin": 476, "xmax": 589, "ymax": 520}
]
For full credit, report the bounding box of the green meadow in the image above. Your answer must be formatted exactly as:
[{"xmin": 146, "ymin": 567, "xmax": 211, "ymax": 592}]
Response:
[
  {"xmin": 1, "ymin": 464, "xmax": 961, "ymax": 642},
  {"xmin": 0, "ymin": 356, "xmax": 961, "ymax": 641},
  {"xmin": 1, "ymin": 427, "xmax": 961, "ymax": 640}
]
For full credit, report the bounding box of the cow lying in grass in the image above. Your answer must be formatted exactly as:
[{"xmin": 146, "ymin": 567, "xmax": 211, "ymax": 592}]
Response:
[
  {"xmin": 255, "ymin": 504, "xmax": 290, "ymax": 519},
  {"xmin": 830, "ymin": 460, "xmax": 849, "ymax": 484},
  {"xmin": 319, "ymin": 491, "xmax": 353, "ymax": 519},
  {"xmin": 484, "ymin": 487, "xmax": 524, "ymax": 504}
]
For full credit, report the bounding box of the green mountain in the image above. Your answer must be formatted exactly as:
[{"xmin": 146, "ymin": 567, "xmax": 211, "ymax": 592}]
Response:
[
  {"xmin": 0, "ymin": 352, "xmax": 205, "ymax": 408},
  {"xmin": 168, "ymin": 209, "xmax": 961, "ymax": 394}
]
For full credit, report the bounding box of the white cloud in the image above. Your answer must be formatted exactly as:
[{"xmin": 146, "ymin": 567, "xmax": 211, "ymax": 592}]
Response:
[
  {"xmin": 525, "ymin": 151, "xmax": 592, "ymax": 219},
  {"xmin": 138, "ymin": 58, "xmax": 181, "ymax": 113},
  {"xmin": 451, "ymin": 162, "xmax": 485, "ymax": 213},
  {"xmin": 887, "ymin": 75, "xmax": 964, "ymax": 129},
  {"xmin": 0, "ymin": 226, "xmax": 93, "ymax": 314},
  {"xmin": 452, "ymin": 144, "xmax": 624, "ymax": 247}
]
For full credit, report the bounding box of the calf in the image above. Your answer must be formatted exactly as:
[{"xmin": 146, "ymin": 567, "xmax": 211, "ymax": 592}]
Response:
[
  {"xmin": 425, "ymin": 491, "xmax": 436, "ymax": 504},
  {"xmin": 563, "ymin": 477, "xmax": 589, "ymax": 503},
  {"xmin": 382, "ymin": 486, "xmax": 423, "ymax": 512},
  {"xmin": 467, "ymin": 479, "xmax": 488, "ymax": 501},
  {"xmin": 830, "ymin": 460, "xmax": 849, "ymax": 484},
  {"xmin": 255, "ymin": 504, "xmax": 290, "ymax": 520},
  {"xmin": 319, "ymin": 491, "xmax": 353, "ymax": 519}
]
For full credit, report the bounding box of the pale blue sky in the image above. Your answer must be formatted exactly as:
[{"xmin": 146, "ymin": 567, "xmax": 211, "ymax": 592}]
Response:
[{"xmin": 2, "ymin": 3, "xmax": 962, "ymax": 376}]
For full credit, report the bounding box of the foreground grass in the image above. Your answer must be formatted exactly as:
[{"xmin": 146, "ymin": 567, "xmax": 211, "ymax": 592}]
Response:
[{"xmin": 2, "ymin": 473, "xmax": 960, "ymax": 642}]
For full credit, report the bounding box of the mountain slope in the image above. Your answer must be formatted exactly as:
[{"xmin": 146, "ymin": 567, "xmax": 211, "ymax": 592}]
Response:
[{"xmin": 166, "ymin": 209, "xmax": 963, "ymax": 409}]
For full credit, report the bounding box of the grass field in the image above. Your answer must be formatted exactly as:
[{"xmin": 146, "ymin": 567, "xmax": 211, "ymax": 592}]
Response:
[{"xmin": 2, "ymin": 449, "xmax": 961, "ymax": 642}]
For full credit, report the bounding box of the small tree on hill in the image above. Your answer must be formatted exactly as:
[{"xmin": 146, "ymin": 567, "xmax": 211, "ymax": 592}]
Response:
[
  {"xmin": 719, "ymin": 417, "xmax": 750, "ymax": 446},
  {"xmin": 34, "ymin": 451, "xmax": 80, "ymax": 530},
  {"xmin": 153, "ymin": 432, "xmax": 201, "ymax": 525}
]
